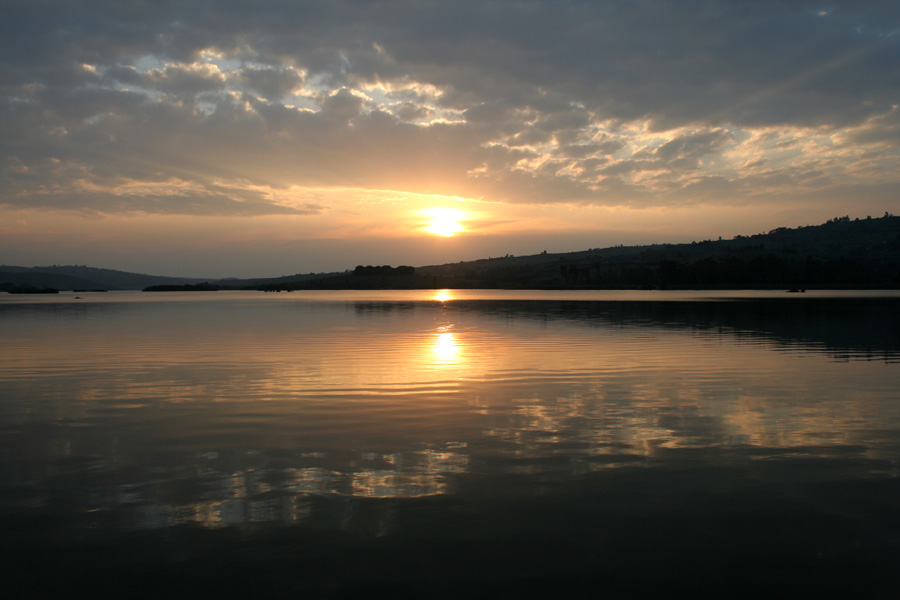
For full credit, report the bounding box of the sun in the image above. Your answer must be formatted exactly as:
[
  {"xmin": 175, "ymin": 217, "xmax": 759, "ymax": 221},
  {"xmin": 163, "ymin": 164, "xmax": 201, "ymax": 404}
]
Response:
[{"xmin": 424, "ymin": 208, "xmax": 464, "ymax": 237}]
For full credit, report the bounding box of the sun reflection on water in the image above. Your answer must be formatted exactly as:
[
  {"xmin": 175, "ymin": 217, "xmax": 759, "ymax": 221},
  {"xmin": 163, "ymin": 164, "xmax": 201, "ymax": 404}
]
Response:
[{"xmin": 432, "ymin": 328, "xmax": 460, "ymax": 365}]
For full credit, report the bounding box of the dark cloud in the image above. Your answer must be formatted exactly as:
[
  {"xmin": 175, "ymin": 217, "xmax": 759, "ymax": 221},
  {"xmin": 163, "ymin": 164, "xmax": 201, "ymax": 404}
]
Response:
[
  {"xmin": 6, "ymin": 2, "xmax": 898, "ymax": 123},
  {"xmin": 651, "ymin": 129, "xmax": 735, "ymax": 169},
  {"xmin": 556, "ymin": 138, "xmax": 625, "ymax": 159},
  {"xmin": 0, "ymin": 182, "xmax": 320, "ymax": 217},
  {"xmin": 143, "ymin": 64, "xmax": 226, "ymax": 97},
  {"xmin": 237, "ymin": 66, "xmax": 303, "ymax": 101},
  {"xmin": 840, "ymin": 106, "xmax": 900, "ymax": 147},
  {"xmin": 321, "ymin": 88, "xmax": 367, "ymax": 120},
  {"xmin": 393, "ymin": 101, "xmax": 433, "ymax": 121}
]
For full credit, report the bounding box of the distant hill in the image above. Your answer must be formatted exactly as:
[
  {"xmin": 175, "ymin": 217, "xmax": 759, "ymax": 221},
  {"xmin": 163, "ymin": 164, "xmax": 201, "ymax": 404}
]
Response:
[
  {"xmin": 0, "ymin": 264, "xmax": 346, "ymax": 292},
  {"xmin": 0, "ymin": 265, "xmax": 207, "ymax": 291},
  {"xmin": 4, "ymin": 215, "xmax": 899, "ymax": 292}
]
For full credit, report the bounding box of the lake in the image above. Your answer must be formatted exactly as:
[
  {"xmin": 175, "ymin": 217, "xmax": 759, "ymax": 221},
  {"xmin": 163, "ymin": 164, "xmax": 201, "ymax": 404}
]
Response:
[{"xmin": 2, "ymin": 290, "xmax": 899, "ymax": 597}]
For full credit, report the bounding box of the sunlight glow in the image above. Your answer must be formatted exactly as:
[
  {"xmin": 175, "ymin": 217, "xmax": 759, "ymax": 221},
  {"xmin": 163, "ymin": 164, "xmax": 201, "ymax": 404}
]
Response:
[
  {"xmin": 433, "ymin": 290, "xmax": 453, "ymax": 302},
  {"xmin": 424, "ymin": 208, "xmax": 465, "ymax": 237}
]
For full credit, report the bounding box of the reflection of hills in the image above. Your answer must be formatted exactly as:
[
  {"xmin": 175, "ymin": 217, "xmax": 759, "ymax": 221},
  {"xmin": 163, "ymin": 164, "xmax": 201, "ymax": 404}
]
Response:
[{"xmin": 445, "ymin": 298, "xmax": 900, "ymax": 362}]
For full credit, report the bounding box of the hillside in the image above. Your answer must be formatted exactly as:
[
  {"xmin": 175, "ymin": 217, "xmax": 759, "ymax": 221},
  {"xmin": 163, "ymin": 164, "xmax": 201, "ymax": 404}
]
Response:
[
  {"xmin": 413, "ymin": 215, "xmax": 900, "ymax": 289},
  {"xmin": 270, "ymin": 214, "xmax": 900, "ymax": 290}
]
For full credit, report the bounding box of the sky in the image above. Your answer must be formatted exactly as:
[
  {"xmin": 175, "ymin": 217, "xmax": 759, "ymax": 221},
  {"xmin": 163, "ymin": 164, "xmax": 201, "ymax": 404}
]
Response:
[{"xmin": 2, "ymin": 0, "xmax": 899, "ymax": 278}]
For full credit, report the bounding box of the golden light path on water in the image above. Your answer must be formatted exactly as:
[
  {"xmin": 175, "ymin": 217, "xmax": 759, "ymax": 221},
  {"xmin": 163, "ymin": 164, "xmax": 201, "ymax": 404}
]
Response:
[{"xmin": 430, "ymin": 291, "xmax": 460, "ymax": 365}]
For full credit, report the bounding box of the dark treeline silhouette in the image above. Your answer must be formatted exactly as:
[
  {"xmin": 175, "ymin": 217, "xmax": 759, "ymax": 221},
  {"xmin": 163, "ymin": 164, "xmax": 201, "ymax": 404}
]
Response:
[
  {"xmin": 259, "ymin": 265, "xmax": 420, "ymax": 290},
  {"xmin": 353, "ymin": 265, "xmax": 415, "ymax": 277},
  {"xmin": 143, "ymin": 283, "xmax": 219, "ymax": 292},
  {"xmin": 1, "ymin": 283, "xmax": 59, "ymax": 294}
]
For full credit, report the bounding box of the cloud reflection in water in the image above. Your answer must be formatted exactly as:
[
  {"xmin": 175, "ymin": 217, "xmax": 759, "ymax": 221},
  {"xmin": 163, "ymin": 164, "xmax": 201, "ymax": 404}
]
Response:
[{"xmin": 1, "ymin": 294, "xmax": 899, "ymax": 534}]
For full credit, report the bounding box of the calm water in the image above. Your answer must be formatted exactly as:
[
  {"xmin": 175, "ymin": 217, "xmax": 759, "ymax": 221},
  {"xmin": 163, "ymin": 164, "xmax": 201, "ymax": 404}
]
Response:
[{"xmin": 2, "ymin": 290, "xmax": 899, "ymax": 597}]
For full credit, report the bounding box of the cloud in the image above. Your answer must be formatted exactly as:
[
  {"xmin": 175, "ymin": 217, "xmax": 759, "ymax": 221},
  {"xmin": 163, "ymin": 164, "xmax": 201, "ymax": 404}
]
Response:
[
  {"xmin": 1, "ymin": 0, "xmax": 898, "ymax": 218},
  {"xmin": 237, "ymin": 66, "xmax": 304, "ymax": 101},
  {"xmin": 838, "ymin": 105, "xmax": 900, "ymax": 147}
]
